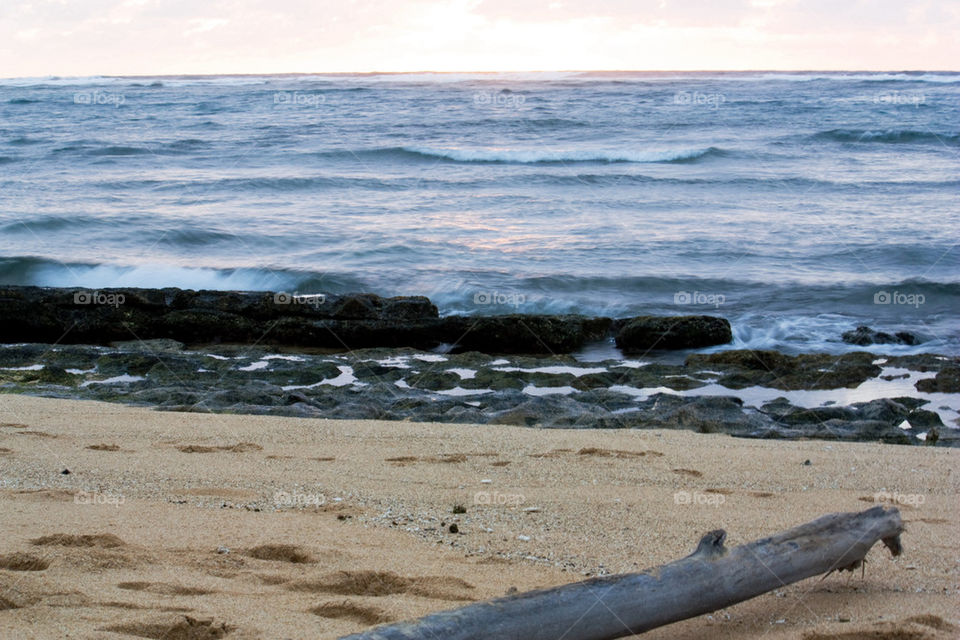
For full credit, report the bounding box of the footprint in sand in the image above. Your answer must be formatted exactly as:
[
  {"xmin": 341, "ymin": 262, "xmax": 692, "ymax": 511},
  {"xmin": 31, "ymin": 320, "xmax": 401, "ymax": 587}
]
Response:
[
  {"xmin": 31, "ymin": 533, "xmax": 126, "ymax": 548},
  {"xmin": 311, "ymin": 600, "xmax": 392, "ymax": 625},
  {"xmin": 86, "ymin": 443, "xmax": 121, "ymax": 451},
  {"xmin": 30, "ymin": 533, "xmax": 145, "ymax": 570},
  {"xmin": 0, "ymin": 552, "xmax": 50, "ymax": 571},
  {"xmin": 103, "ymin": 616, "xmax": 233, "ymax": 640},
  {"xmin": 577, "ymin": 447, "xmax": 663, "ymax": 458},
  {"xmin": 117, "ymin": 581, "xmax": 216, "ymax": 596},
  {"xmin": 803, "ymin": 614, "xmax": 956, "ymax": 640},
  {"xmin": 385, "ymin": 454, "xmax": 468, "ymax": 464},
  {"xmin": 672, "ymin": 468, "xmax": 703, "ymax": 478},
  {"xmin": 175, "ymin": 442, "xmax": 263, "ymax": 454},
  {"xmin": 0, "ymin": 572, "xmax": 44, "ymax": 610},
  {"xmin": 243, "ymin": 544, "xmax": 314, "ymax": 564},
  {"xmin": 287, "ymin": 570, "xmax": 474, "ymax": 601}
]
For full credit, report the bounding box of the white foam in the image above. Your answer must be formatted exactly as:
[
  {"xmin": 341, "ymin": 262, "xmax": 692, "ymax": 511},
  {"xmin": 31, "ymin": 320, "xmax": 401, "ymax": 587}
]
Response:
[
  {"xmin": 238, "ymin": 360, "xmax": 269, "ymax": 372},
  {"xmin": 446, "ymin": 368, "xmax": 477, "ymax": 380},
  {"xmin": 281, "ymin": 366, "xmax": 363, "ymax": 390},
  {"xmin": 81, "ymin": 374, "xmax": 145, "ymax": 387},
  {"xmin": 616, "ymin": 361, "xmax": 651, "ymax": 369},
  {"xmin": 370, "ymin": 356, "xmax": 412, "ymax": 369},
  {"xmin": 413, "ymin": 354, "xmax": 447, "ymax": 362},
  {"xmin": 522, "ymin": 384, "xmax": 577, "ymax": 397},
  {"xmin": 433, "ymin": 386, "xmax": 494, "ymax": 397},
  {"xmin": 264, "ymin": 354, "xmax": 305, "ymax": 362},
  {"xmin": 610, "ymin": 368, "xmax": 960, "ymax": 428},
  {"xmin": 404, "ymin": 145, "xmax": 715, "ymax": 164},
  {"xmin": 1, "ymin": 364, "xmax": 44, "ymax": 371}
]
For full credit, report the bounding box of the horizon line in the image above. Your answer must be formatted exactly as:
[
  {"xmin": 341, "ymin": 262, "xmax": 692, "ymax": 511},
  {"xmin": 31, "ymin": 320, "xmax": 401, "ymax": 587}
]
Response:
[{"xmin": 3, "ymin": 69, "xmax": 958, "ymax": 81}]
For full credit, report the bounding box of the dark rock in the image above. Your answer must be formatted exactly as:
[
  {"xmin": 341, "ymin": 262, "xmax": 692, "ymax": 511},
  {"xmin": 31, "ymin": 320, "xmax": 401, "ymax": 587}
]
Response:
[
  {"xmin": 842, "ymin": 325, "xmax": 921, "ymax": 346},
  {"xmin": 905, "ymin": 409, "xmax": 943, "ymax": 428},
  {"xmin": 442, "ymin": 315, "xmax": 611, "ymax": 354},
  {"xmin": 915, "ymin": 366, "xmax": 960, "ymax": 393},
  {"xmin": 686, "ymin": 351, "xmax": 881, "ymax": 390},
  {"xmin": 640, "ymin": 395, "xmax": 770, "ymax": 434},
  {"xmin": 851, "ymin": 398, "xmax": 911, "ymax": 423},
  {"xmin": 615, "ymin": 315, "xmax": 732, "ymax": 352}
]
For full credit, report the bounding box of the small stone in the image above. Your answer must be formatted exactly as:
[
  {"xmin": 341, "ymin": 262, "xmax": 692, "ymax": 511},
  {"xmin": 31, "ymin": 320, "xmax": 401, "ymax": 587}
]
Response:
[
  {"xmin": 449, "ymin": 523, "xmax": 459, "ymax": 534},
  {"xmin": 517, "ymin": 534, "xmax": 531, "ymax": 541},
  {"xmin": 216, "ymin": 546, "xmax": 230, "ymax": 554},
  {"xmin": 61, "ymin": 468, "xmax": 71, "ymax": 475},
  {"xmin": 803, "ymin": 459, "xmax": 811, "ymax": 466}
]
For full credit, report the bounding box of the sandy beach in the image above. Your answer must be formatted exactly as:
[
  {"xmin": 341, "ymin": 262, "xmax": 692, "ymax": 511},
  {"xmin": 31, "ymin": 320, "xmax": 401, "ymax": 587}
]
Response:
[{"xmin": 0, "ymin": 394, "xmax": 957, "ymax": 639}]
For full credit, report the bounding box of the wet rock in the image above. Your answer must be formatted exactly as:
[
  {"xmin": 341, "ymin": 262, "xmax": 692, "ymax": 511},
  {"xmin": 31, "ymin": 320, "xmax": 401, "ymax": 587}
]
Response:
[
  {"xmin": 842, "ymin": 325, "xmax": 921, "ymax": 346},
  {"xmin": 915, "ymin": 366, "xmax": 960, "ymax": 393},
  {"xmin": 615, "ymin": 315, "xmax": 732, "ymax": 352},
  {"xmin": 442, "ymin": 315, "xmax": 611, "ymax": 354},
  {"xmin": 641, "ymin": 395, "xmax": 770, "ymax": 434},
  {"xmin": 686, "ymin": 351, "xmax": 881, "ymax": 390}
]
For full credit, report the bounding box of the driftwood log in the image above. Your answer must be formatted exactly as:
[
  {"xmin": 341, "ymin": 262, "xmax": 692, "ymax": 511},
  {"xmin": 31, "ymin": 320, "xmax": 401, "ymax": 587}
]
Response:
[{"xmin": 339, "ymin": 505, "xmax": 903, "ymax": 640}]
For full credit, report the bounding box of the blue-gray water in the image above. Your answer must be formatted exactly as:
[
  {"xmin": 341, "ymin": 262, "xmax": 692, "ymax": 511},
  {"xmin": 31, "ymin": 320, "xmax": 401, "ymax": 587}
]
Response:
[{"xmin": 1, "ymin": 71, "xmax": 957, "ymax": 354}]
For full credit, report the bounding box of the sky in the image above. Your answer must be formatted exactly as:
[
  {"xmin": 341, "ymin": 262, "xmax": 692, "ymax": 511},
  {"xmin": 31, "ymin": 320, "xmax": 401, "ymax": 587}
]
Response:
[{"xmin": 1, "ymin": 0, "xmax": 958, "ymax": 77}]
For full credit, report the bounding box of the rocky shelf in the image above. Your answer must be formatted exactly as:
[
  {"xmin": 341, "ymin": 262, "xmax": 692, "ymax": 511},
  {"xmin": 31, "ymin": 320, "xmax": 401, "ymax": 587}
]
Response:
[
  {"xmin": 0, "ymin": 286, "xmax": 731, "ymax": 354},
  {"xmin": 1, "ymin": 341, "xmax": 957, "ymax": 446}
]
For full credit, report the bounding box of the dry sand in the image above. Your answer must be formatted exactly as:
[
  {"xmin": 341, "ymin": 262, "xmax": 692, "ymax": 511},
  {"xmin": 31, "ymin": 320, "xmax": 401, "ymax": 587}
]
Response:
[{"xmin": 0, "ymin": 394, "xmax": 957, "ymax": 640}]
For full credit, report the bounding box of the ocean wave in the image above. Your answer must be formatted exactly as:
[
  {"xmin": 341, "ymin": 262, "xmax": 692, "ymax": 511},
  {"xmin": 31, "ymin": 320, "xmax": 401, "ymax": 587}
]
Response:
[
  {"xmin": 6, "ymin": 98, "xmax": 41, "ymax": 104},
  {"xmin": 7, "ymin": 136, "xmax": 43, "ymax": 145},
  {"xmin": 0, "ymin": 256, "xmax": 373, "ymax": 294},
  {"xmin": 49, "ymin": 139, "xmax": 215, "ymax": 157},
  {"xmin": 813, "ymin": 128, "xmax": 960, "ymax": 145},
  {"xmin": 87, "ymin": 145, "xmax": 155, "ymax": 156},
  {"xmin": 397, "ymin": 146, "xmax": 725, "ymax": 164}
]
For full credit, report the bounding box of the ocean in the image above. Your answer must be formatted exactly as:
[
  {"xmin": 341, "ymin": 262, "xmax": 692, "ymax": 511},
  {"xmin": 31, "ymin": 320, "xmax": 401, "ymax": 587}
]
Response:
[{"xmin": 1, "ymin": 71, "xmax": 957, "ymax": 356}]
